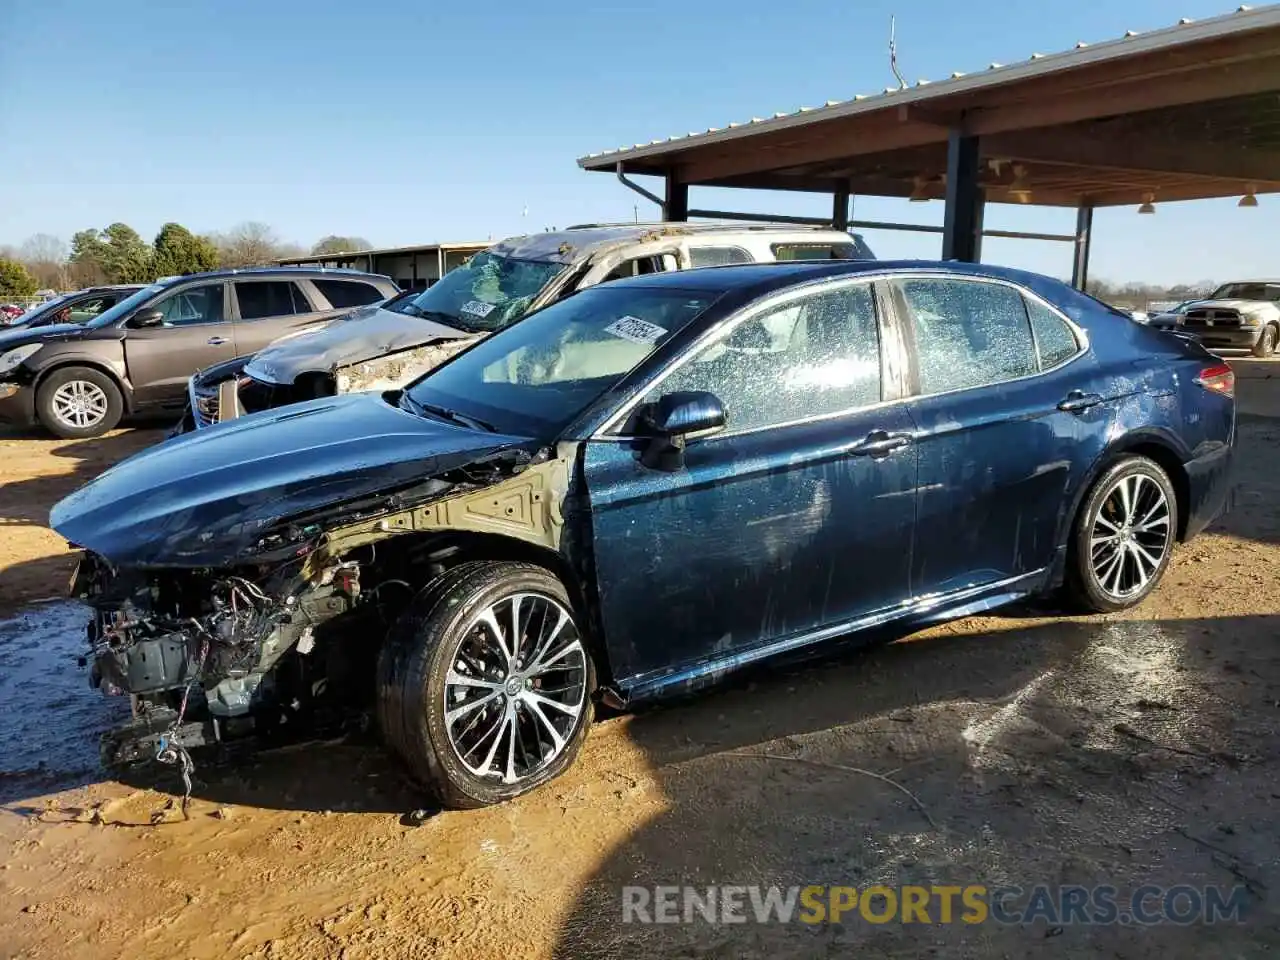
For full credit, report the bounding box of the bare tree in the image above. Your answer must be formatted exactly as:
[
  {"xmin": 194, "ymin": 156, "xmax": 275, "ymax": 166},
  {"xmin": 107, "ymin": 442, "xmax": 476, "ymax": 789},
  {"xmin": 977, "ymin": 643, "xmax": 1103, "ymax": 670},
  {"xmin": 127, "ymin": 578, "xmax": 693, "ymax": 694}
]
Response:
[
  {"xmin": 19, "ymin": 233, "xmax": 69, "ymax": 289},
  {"xmin": 213, "ymin": 221, "xmax": 285, "ymax": 267}
]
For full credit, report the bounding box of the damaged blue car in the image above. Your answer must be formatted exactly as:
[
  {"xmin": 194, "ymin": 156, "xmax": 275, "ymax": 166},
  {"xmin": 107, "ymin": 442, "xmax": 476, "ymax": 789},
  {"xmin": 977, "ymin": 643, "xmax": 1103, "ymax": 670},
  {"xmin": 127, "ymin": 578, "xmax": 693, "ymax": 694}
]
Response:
[{"xmin": 51, "ymin": 260, "xmax": 1234, "ymax": 808}]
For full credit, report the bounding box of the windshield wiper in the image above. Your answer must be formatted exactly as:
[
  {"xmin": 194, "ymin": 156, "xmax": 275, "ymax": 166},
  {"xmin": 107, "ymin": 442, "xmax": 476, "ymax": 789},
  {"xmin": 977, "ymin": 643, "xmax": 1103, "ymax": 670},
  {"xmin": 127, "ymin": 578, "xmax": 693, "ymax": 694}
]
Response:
[
  {"xmin": 407, "ymin": 305, "xmax": 465, "ymax": 325},
  {"xmin": 400, "ymin": 393, "xmax": 496, "ymax": 432}
]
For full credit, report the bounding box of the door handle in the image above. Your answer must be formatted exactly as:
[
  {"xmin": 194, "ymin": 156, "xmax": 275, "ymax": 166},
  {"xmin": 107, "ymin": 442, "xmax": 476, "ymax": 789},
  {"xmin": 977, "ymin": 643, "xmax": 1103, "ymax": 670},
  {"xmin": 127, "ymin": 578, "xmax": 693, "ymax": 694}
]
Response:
[
  {"xmin": 847, "ymin": 430, "xmax": 913, "ymax": 458},
  {"xmin": 207, "ymin": 336, "xmax": 229, "ymax": 346},
  {"xmin": 1057, "ymin": 390, "xmax": 1104, "ymax": 413}
]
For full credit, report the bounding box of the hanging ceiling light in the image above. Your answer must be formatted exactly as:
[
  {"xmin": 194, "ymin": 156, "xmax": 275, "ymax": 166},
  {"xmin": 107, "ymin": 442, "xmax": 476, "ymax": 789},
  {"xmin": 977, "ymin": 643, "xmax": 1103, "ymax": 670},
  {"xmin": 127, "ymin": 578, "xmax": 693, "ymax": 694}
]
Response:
[
  {"xmin": 1007, "ymin": 164, "xmax": 1033, "ymax": 203},
  {"xmin": 1137, "ymin": 192, "xmax": 1156, "ymax": 214},
  {"xmin": 1239, "ymin": 184, "xmax": 1259, "ymax": 207},
  {"xmin": 909, "ymin": 176, "xmax": 931, "ymax": 202}
]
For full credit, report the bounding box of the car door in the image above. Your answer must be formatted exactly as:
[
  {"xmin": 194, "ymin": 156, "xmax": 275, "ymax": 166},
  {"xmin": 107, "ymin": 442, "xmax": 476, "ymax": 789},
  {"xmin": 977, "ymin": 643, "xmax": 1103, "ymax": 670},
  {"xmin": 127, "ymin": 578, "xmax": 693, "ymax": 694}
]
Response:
[
  {"xmin": 890, "ymin": 275, "xmax": 1102, "ymax": 598},
  {"xmin": 581, "ymin": 278, "xmax": 919, "ymax": 692},
  {"xmin": 123, "ymin": 282, "xmax": 236, "ymax": 406},
  {"xmin": 230, "ymin": 279, "xmax": 331, "ymax": 355}
]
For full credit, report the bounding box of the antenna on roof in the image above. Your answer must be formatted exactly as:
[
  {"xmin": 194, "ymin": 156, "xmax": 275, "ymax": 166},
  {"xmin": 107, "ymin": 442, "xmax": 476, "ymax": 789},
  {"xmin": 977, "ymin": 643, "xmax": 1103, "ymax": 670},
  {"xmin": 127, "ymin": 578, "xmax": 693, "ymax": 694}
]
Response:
[{"xmin": 889, "ymin": 15, "xmax": 907, "ymax": 91}]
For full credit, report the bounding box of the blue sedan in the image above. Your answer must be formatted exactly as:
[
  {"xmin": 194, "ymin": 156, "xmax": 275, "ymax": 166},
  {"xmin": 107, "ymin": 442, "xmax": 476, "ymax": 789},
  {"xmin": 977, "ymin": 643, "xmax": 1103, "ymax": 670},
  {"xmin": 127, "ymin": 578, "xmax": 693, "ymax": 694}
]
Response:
[{"xmin": 52, "ymin": 259, "xmax": 1234, "ymax": 807}]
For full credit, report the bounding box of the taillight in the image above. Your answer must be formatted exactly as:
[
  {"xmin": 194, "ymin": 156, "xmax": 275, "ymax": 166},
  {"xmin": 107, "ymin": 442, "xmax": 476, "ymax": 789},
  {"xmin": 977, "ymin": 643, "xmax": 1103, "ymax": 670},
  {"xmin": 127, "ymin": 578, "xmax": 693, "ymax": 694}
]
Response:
[{"xmin": 1194, "ymin": 363, "xmax": 1234, "ymax": 398}]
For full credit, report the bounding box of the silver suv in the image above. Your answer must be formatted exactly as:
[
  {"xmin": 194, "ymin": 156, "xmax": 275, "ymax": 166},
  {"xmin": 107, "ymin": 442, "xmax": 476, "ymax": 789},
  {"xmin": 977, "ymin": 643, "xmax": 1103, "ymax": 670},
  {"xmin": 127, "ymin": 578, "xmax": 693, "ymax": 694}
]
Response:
[{"xmin": 183, "ymin": 222, "xmax": 874, "ymax": 429}]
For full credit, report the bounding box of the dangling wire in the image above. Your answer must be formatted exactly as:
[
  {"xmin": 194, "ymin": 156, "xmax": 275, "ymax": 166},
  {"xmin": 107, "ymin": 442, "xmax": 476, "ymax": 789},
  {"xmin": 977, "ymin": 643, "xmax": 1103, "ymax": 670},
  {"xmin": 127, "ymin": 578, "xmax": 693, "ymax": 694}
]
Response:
[{"xmin": 155, "ymin": 635, "xmax": 209, "ymax": 820}]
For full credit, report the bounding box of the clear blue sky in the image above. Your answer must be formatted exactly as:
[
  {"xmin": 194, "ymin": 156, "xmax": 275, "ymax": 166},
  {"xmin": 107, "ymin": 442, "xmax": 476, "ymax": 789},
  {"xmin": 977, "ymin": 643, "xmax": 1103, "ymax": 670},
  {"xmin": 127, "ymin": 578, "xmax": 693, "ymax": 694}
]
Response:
[{"xmin": 0, "ymin": 0, "xmax": 1272, "ymax": 285}]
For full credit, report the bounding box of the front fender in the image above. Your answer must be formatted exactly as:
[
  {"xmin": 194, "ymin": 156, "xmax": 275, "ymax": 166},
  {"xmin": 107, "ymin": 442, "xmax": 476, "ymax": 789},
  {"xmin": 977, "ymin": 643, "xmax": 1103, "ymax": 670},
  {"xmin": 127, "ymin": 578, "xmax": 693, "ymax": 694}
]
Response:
[{"xmin": 32, "ymin": 353, "xmax": 134, "ymax": 409}]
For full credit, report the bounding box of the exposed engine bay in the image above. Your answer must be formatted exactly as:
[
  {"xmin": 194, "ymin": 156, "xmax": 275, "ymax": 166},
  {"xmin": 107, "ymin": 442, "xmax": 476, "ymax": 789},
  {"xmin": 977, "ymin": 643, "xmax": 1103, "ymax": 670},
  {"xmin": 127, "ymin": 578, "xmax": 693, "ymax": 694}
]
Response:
[
  {"xmin": 78, "ymin": 547, "xmax": 398, "ymax": 770},
  {"xmin": 68, "ymin": 444, "xmax": 574, "ymax": 783}
]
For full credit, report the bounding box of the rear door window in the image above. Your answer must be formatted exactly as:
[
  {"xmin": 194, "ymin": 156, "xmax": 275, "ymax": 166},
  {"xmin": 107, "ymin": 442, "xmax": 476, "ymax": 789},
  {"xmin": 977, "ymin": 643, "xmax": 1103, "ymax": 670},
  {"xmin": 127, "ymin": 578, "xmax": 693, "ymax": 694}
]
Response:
[
  {"xmin": 895, "ymin": 278, "xmax": 1038, "ymax": 394},
  {"xmin": 311, "ymin": 278, "xmax": 386, "ymax": 309},
  {"xmin": 688, "ymin": 246, "xmax": 753, "ymax": 267},
  {"xmin": 235, "ymin": 281, "xmax": 309, "ymax": 320},
  {"xmin": 772, "ymin": 241, "xmax": 868, "ymax": 261}
]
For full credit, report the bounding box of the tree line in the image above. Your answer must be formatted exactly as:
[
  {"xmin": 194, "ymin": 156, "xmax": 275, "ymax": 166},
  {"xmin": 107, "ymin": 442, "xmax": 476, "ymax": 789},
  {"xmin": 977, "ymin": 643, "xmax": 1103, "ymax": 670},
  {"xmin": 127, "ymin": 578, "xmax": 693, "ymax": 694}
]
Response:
[
  {"xmin": 1085, "ymin": 278, "xmax": 1218, "ymax": 308},
  {"xmin": 0, "ymin": 225, "xmax": 373, "ymax": 299}
]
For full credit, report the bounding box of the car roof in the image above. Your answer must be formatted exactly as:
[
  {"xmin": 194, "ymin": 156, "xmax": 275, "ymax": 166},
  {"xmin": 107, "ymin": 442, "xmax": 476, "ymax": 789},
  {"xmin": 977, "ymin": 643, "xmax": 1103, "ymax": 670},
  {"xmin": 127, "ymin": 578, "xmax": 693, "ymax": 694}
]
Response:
[
  {"xmin": 600, "ymin": 258, "xmax": 1066, "ymax": 299},
  {"xmin": 153, "ymin": 265, "xmax": 393, "ymax": 286},
  {"xmin": 489, "ymin": 222, "xmax": 864, "ymax": 265}
]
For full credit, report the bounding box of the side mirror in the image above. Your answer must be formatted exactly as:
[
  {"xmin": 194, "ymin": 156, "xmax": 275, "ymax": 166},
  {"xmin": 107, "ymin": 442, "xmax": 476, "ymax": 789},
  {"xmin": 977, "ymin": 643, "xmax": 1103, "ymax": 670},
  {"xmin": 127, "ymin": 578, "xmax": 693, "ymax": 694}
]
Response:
[
  {"xmin": 638, "ymin": 390, "xmax": 726, "ymax": 471},
  {"xmin": 128, "ymin": 308, "xmax": 164, "ymax": 329}
]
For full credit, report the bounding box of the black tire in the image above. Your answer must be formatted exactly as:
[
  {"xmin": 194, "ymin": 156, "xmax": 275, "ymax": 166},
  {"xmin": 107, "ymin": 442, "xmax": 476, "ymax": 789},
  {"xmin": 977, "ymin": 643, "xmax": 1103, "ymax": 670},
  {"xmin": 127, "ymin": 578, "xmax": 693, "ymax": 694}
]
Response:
[
  {"xmin": 35, "ymin": 366, "xmax": 124, "ymax": 439},
  {"xmin": 1252, "ymin": 323, "xmax": 1278, "ymax": 359},
  {"xmin": 377, "ymin": 561, "xmax": 596, "ymax": 808},
  {"xmin": 1065, "ymin": 456, "xmax": 1178, "ymax": 613}
]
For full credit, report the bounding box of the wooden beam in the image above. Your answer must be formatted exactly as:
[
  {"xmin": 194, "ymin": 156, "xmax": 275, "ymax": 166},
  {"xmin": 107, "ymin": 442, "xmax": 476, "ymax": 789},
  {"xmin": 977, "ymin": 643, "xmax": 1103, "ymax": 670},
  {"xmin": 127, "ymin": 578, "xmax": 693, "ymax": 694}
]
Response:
[
  {"xmin": 955, "ymin": 28, "xmax": 1280, "ymax": 112},
  {"xmin": 1083, "ymin": 181, "xmax": 1280, "ymax": 207},
  {"xmin": 675, "ymin": 115, "xmax": 948, "ymax": 183},
  {"xmin": 985, "ymin": 129, "xmax": 1280, "ymax": 184},
  {"xmin": 966, "ymin": 58, "xmax": 1280, "ymax": 137}
]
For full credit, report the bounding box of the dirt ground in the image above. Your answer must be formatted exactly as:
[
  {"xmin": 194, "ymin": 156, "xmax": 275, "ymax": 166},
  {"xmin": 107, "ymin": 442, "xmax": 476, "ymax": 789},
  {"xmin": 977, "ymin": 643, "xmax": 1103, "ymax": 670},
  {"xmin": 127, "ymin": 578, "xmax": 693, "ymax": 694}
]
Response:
[{"xmin": 2, "ymin": 363, "xmax": 1279, "ymax": 959}]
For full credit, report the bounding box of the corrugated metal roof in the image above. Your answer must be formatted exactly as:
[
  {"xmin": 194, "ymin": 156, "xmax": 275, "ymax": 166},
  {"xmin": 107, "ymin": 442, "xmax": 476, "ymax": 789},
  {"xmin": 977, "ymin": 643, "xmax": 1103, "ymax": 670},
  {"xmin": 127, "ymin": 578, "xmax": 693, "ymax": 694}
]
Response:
[{"xmin": 578, "ymin": 5, "xmax": 1280, "ymax": 169}]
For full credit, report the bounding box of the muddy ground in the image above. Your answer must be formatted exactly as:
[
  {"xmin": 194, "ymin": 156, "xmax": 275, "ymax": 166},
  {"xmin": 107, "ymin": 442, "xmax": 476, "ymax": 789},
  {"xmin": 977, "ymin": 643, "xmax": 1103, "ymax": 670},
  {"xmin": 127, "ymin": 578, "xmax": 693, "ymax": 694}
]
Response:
[{"xmin": 1, "ymin": 363, "xmax": 1279, "ymax": 959}]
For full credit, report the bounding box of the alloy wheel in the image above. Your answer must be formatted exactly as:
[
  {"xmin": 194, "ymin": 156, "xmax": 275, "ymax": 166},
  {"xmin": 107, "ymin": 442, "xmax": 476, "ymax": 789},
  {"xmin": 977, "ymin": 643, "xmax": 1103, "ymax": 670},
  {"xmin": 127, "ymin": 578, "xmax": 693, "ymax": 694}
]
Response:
[
  {"xmin": 1089, "ymin": 473, "xmax": 1172, "ymax": 600},
  {"xmin": 444, "ymin": 592, "xmax": 588, "ymax": 785},
  {"xmin": 51, "ymin": 380, "xmax": 109, "ymax": 430}
]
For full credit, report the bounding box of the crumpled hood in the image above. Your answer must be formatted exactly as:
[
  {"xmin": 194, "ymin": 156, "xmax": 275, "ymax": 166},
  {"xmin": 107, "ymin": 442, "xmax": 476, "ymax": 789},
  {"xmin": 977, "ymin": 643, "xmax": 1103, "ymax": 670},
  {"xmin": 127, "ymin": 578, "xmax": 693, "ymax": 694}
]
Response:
[
  {"xmin": 50, "ymin": 393, "xmax": 534, "ymax": 567},
  {"xmin": 1186, "ymin": 298, "xmax": 1280, "ymax": 317},
  {"xmin": 0, "ymin": 323, "xmax": 86, "ymax": 350},
  {"xmin": 243, "ymin": 307, "xmax": 468, "ymax": 385}
]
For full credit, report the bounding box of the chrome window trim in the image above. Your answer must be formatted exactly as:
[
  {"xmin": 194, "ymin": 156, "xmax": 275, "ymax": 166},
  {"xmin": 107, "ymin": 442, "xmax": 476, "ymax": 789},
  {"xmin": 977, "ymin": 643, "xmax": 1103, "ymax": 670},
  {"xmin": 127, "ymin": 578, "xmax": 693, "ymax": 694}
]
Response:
[
  {"xmin": 890, "ymin": 273, "xmax": 1090, "ymax": 403},
  {"xmin": 591, "ymin": 270, "xmax": 1090, "ymax": 442},
  {"xmin": 592, "ymin": 274, "xmax": 885, "ymax": 440}
]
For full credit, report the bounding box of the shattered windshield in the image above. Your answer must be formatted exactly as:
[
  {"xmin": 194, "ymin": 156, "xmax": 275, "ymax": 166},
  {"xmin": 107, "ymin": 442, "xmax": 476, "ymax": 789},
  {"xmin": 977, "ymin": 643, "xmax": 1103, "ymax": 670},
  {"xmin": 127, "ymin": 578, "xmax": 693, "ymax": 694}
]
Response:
[
  {"xmin": 405, "ymin": 252, "xmax": 566, "ymax": 334},
  {"xmin": 405, "ymin": 284, "xmax": 717, "ymax": 437}
]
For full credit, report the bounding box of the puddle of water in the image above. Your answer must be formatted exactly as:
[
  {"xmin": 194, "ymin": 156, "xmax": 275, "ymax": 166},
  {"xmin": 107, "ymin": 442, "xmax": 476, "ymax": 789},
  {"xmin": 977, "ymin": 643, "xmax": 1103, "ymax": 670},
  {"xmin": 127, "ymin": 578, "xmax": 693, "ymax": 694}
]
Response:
[{"xmin": 0, "ymin": 601, "xmax": 127, "ymax": 802}]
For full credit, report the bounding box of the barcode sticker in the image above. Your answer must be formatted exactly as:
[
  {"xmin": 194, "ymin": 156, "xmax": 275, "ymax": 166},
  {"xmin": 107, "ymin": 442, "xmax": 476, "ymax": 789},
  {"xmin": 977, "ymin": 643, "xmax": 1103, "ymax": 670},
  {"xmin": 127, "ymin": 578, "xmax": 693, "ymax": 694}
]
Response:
[
  {"xmin": 604, "ymin": 316, "xmax": 668, "ymax": 345},
  {"xmin": 460, "ymin": 300, "xmax": 497, "ymax": 318}
]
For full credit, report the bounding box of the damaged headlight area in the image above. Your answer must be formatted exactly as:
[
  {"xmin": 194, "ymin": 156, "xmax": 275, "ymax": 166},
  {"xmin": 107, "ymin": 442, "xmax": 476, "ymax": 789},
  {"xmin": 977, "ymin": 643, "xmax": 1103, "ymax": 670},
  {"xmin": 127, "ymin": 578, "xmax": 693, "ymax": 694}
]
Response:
[{"xmin": 73, "ymin": 550, "xmax": 381, "ymax": 768}]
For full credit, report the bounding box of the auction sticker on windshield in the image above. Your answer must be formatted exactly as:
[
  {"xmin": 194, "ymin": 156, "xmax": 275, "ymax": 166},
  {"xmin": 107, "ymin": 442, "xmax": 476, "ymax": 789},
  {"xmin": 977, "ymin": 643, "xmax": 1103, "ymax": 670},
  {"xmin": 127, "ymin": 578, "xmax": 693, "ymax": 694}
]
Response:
[
  {"xmin": 460, "ymin": 300, "xmax": 497, "ymax": 318},
  {"xmin": 605, "ymin": 316, "xmax": 668, "ymax": 345}
]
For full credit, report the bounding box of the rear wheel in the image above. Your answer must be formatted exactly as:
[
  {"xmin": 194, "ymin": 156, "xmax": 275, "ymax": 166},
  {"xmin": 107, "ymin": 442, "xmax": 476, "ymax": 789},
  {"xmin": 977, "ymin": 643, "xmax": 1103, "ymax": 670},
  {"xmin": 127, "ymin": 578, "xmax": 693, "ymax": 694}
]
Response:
[
  {"xmin": 1252, "ymin": 323, "xmax": 1278, "ymax": 358},
  {"xmin": 35, "ymin": 367, "xmax": 123, "ymax": 439},
  {"xmin": 1066, "ymin": 456, "xmax": 1178, "ymax": 612},
  {"xmin": 377, "ymin": 562, "xmax": 595, "ymax": 808}
]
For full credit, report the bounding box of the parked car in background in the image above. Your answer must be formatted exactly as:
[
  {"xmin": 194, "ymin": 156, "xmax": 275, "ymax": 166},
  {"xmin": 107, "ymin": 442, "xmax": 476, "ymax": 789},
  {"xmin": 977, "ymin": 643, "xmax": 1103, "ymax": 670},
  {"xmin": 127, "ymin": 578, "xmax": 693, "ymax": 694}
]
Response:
[
  {"xmin": 0, "ymin": 304, "xmax": 24, "ymax": 322},
  {"xmin": 6, "ymin": 285, "xmax": 144, "ymax": 330},
  {"xmin": 0, "ymin": 267, "xmax": 397, "ymax": 438},
  {"xmin": 1147, "ymin": 299, "xmax": 1199, "ymax": 331},
  {"xmin": 52, "ymin": 260, "xmax": 1233, "ymax": 806},
  {"xmin": 1169, "ymin": 280, "xmax": 1280, "ymax": 357},
  {"xmin": 181, "ymin": 223, "xmax": 875, "ymax": 430}
]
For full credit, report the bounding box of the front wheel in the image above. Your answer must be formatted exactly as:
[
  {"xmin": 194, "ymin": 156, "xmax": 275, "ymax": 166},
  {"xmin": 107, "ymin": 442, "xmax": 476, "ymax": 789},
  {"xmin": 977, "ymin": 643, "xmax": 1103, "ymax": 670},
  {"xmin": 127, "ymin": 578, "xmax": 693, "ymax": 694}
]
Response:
[
  {"xmin": 377, "ymin": 561, "xmax": 596, "ymax": 808},
  {"xmin": 1066, "ymin": 456, "xmax": 1178, "ymax": 613},
  {"xmin": 35, "ymin": 367, "xmax": 124, "ymax": 439},
  {"xmin": 1252, "ymin": 323, "xmax": 1278, "ymax": 359}
]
